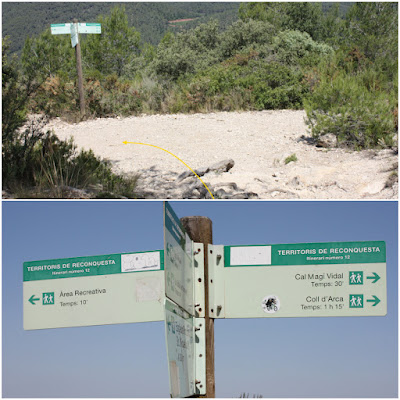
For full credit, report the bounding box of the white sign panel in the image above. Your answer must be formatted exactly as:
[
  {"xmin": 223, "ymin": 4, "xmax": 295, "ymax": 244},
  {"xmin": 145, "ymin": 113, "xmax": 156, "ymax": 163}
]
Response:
[
  {"xmin": 209, "ymin": 242, "xmax": 387, "ymax": 319},
  {"xmin": 78, "ymin": 23, "xmax": 101, "ymax": 34},
  {"xmin": 51, "ymin": 23, "xmax": 71, "ymax": 35},
  {"xmin": 121, "ymin": 252, "xmax": 161, "ymax": 272},
  {"xmin": 230, "ymin": 246, "xmax": 271, "ymax": 266},
  {"xmin": 51, "ymin": 22, "xmax": 101, "ymax": 36},
  {"xmin": 23, "ymin": 250, "xmax": 164, "ymax": 330},
  {"xmin": 165, "ymin": 298, "xmax": 195, "ymax": 398}
]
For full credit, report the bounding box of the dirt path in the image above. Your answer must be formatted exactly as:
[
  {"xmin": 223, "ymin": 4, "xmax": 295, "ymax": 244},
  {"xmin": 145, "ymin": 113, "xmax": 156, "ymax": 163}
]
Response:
[{"xmin": 47, "ymin": 110, "xmax": 398, "ymax": 199}]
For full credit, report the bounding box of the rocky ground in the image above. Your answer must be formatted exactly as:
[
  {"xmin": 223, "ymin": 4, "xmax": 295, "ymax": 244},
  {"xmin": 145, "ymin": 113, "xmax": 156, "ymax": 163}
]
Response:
[{"xmin": 41, "ymin": 110, "xmax": 398, "ymax": 199}]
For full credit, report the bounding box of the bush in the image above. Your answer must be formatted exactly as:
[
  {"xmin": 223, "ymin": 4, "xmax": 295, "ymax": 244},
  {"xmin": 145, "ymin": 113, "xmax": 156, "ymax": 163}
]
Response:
[
  {"xmin": 271, "ymin": 30, "xmax": 333, "ymax": 66},
  {"xmin": 151, "ymin": 21, "xmax": 222, "ymax": 81},
  {"xmin": 3, "ymin": 116, "xmax": 138, "ymax": 198},
  {"xmin": 2, "ymin": 37, "xmax": 28, "ymax": 143},
  {"xmin": 218, "ymin": 19, "xmax": 276, "ymax": 58},
  {"xmin": 175, "ymin": 54, "xmax": 307, "ymax": 113},
  {"xmin": 304, "ymin": 71, "xmax": 397, "ymax": 149},
  {"xmin": 85, "ymin": 74, "xmax": 143, "ymax": 117},
  {"xmin": 284, "ymin": 154, "xmax": 298, "ymax": 164},
  {"xmin": 29, "ymin": 73, "xmax": 79, "ymax": 119}
]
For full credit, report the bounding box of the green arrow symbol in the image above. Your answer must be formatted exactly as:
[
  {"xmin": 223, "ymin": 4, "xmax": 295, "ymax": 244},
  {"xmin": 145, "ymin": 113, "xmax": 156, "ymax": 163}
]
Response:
[
  {"xmin": 29, "ymin": 295, "xmax": 40, "ymax": 305},
  {"xmin": 367, "ymin": 295, "xmax": 381, "ymax": 306},
  {"xmin": 366, "ymin": 272, "xmax": 380, "ymax": 283}
]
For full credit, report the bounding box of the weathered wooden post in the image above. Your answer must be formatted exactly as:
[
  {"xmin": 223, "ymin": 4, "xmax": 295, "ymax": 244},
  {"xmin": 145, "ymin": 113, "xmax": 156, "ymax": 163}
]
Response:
[
  {"xmin": 72, "ymin": 19, "xmax": 85, "ymax": 118},
  {"xmin": 50, "ymin": 20, "xmax": 101, "ymax": 119}
]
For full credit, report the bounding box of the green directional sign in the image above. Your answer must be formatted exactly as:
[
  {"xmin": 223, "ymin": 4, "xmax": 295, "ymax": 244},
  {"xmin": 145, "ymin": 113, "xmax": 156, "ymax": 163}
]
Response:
[
  {"xmin": 164, "ymin": 202, "xmax": 195, "ymax": 316},
  {"xmin": 51, "ymin": 22, "xmax": 101, "ymax": 35},
  {"xmin": 50, "ymin": 23, "xmax": 71, "ymax": 35},
  {"xmin": 224, "ymin": 241, "xmax": 386, "ymax": 267},
  {"xmin": 208, "ymin": 241, "xmax": 387, "ymax": 319},
  {"xmin": 23, "ymin": 250, "xmax": 164, "ymax": 330},
  {"xmin": 77, "ymin": 22, "xmax": 101, "ymax": 34}
]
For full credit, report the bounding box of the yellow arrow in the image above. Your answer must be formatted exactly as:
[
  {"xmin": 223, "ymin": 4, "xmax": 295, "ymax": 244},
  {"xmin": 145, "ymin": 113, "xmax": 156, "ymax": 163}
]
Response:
[{"xmin": 122, "ymin": 141, "xmax": 214, "ymax": 199}]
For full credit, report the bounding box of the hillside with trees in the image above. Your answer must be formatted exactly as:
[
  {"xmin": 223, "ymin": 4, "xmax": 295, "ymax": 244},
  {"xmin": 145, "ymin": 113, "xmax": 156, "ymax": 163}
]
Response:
[
  {"xmin": 2, "ymin": 2, "xmax": 398, "ymax": 198},
  {"xmin": 2, "ymin": 2, "xmax": 241, "ymax": 54}
]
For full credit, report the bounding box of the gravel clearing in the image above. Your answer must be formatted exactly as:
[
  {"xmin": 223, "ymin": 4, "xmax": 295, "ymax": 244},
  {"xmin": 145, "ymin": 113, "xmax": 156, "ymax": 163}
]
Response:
[{"xmin": 47, "ymin": 110, "xmax": 398, "ymax": 199}]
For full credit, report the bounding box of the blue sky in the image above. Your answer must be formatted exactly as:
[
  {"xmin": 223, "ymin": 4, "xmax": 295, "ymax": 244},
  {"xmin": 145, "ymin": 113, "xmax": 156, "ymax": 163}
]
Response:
[{"xmin": 2, "ymin": 200, "xmax": 398, "ymax": 397}]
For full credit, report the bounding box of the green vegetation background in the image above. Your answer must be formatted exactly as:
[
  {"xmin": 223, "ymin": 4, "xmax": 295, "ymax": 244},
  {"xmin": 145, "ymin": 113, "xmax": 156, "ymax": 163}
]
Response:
[{"xmin": 2, "ymin": 2, "xmax": 398, "ymax": 198}]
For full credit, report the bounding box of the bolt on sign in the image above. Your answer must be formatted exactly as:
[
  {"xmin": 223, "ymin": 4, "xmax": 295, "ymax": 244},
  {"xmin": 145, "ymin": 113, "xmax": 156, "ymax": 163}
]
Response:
[
  {"xmin": 23, "ymin": 250, "xmax": 164, "ymax": 330},
  {"xmin": 208, "ymin": 241, "xmax": 387, "ymax": 319}
]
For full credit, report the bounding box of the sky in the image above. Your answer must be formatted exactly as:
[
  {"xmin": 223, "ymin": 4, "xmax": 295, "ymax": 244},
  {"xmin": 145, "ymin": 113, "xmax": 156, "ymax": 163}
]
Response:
[{"xmin": 2, "ymin": 200, "xmax": 398, "ymax": 398}]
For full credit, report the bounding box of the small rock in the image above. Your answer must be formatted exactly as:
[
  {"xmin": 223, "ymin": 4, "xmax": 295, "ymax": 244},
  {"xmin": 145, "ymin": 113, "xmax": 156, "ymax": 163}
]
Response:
[
  {"xmin": 230, "ymin": 193, "xmax": 248, "ymax": 199},
  {"xmin": 229, "ymin": 192, "xmax": 258, "ymax": 199},
  {"xmin": 212, "ymin": 182, "xmax": 238, "ymax": 192},
  {"xmin": 317, "ymin": 133, "xmax": 337, "ymax": 148},
  {"xmin": 176, "ymin": 171, "xmax": 192, "ymax": 182},
  {"xmin": 196, "ymin": 166, "xmax": 210, "ymax": 177},
  {"xmin": 176, "ymin": 167, "xmax": 209, "ymax": 183},
  {"xmin": 208, "ymin": 159, "xmax": 235, "ymax": 174},
  {"xmin": 289, "ymin": 176, "xmax": 301, "ymax": 187},
  {"xmin": 214, "ymin": 188, "xmax": 227, "ymax": 198}
]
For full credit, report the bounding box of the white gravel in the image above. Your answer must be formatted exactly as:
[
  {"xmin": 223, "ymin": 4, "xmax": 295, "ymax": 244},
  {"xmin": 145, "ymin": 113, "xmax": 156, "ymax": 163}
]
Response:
[{"xmin": 46, "ymin": 110, "xmax": 398, "ymax": 199}]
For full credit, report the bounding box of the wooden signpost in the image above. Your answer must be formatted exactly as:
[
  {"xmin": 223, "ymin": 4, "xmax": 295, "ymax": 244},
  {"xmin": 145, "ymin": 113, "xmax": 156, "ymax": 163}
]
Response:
[{"xmin": 50, "ymin": 20, "xmax": 102, "ymax": 118}]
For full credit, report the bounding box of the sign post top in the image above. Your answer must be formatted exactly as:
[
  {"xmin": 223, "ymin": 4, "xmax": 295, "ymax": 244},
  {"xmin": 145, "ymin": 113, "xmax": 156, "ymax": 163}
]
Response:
[{"xmin": 51, "ymin": 22, "xmax": 101, "ymax": 35}]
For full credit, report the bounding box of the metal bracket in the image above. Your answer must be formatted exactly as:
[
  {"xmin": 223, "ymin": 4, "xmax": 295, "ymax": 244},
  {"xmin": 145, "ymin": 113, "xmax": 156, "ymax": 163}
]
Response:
[
  {"xmin": 208, "ymin": 244, "xmax": 225, "ymax": 319},
  {"xmin": 193, "ymin": 243, "xmax": 205, "ymax": 318},
  {"xmin": 194, "ymin": 317, "xmax": 206, "ymax": 395}
]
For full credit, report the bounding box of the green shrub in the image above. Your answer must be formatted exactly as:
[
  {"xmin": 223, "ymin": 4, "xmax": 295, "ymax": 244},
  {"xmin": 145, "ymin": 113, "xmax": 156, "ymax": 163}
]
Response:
[
  {"xmin": 179, "ymin": 55, "xmax": 307, "ymax": 112},
  {"xmin": 272, "ymin": 30, "xmax": 333, "ymax": 66},
  {"xmin": 85, "ymin": 75, "xmax": 143, "ymax": 117},
  {"xmin": 218, "ymin": 19, "xmax": 276, "ymax": 58},
  {"xmin": 284, "ymin": 154, "xmax": 298, "ymax": 164},
  {"xmin": 29, "ymin": 73, "xmax": 79, "ymax": 119},
  {"xmin": 304, "ymin": 71, "xmax": 397, "ymax": 149},
  {"xmin": 151, "ymin": 21, "xmax": 221, "ymax": 81},
  {"xmin": 2, "ymin": 37, "xmax": 29, "ymax": 143},
  {"xmin": 3, "ymin": 117, "xmax": 138, "ymax": 198}
]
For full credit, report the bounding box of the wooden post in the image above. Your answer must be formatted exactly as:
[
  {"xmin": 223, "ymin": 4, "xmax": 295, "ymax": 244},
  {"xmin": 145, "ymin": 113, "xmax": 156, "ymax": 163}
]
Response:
[
  {"xmin": 180, "ymin": 216, "xmax": 215, "ymax": 398},
  {"xmin": 73, "ymin": 19, "xmax": 85, "ymax": 118}
]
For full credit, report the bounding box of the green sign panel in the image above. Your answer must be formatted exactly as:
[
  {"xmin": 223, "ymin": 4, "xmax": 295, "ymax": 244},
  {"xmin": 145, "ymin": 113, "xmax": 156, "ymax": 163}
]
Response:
[
  {"xmin": 224, "ymin": 241, "xmax": 386, "ymax": 267},
  {"xmin": 209, "ymin": 241, "xmax": 387, "ymax": 319},
  {"xmin": 23, "ymin": 250, "xmax": 165, "ymax": 330},
  {"xmin": 164, "ymin": 202, "xmax": 195, "ymax": 316},
  {"xmin": 24, "ymin": 250, "xmax": 163, "ymax": 281}
]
